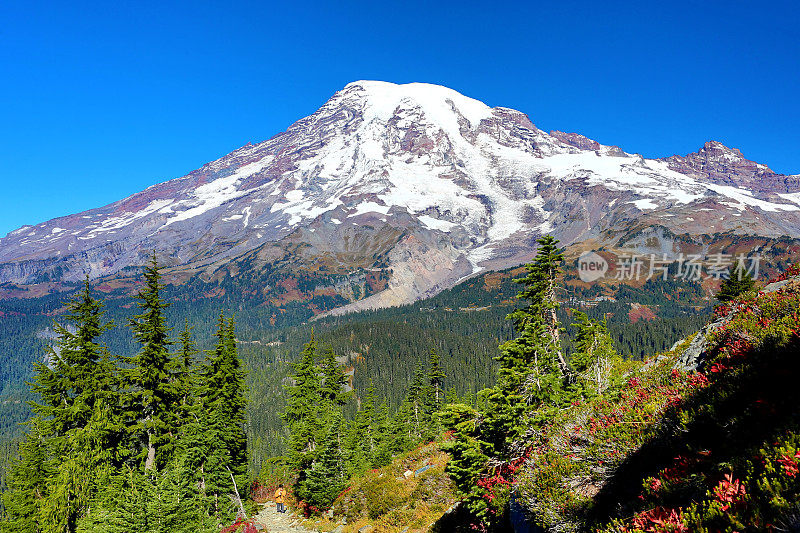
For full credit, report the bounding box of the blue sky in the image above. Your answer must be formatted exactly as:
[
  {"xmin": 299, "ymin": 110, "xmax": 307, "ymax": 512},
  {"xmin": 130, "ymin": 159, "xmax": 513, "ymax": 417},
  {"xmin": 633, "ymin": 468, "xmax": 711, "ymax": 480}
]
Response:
[{"xmin": 1, "ymin": 0, "xmax": 798, "ymax": 237}]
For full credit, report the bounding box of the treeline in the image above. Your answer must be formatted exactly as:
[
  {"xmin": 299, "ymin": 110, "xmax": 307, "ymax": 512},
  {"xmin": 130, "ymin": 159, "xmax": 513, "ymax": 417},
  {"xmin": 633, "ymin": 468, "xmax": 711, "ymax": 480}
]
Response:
[{"xmin": 0, "ymin": 257, "xmax": 247, "ymax": 533}]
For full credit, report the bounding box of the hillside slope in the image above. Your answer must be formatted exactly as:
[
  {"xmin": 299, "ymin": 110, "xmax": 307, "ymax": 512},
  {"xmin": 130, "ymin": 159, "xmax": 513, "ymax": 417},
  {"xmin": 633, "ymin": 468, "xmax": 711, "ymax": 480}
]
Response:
[
  {"xmin": 512, "ymin": 267, "xmax": 800, "ymax": 531},
  {"xmin": 307, "ymin": 267, "xmax": 800, "ymax": 533}
]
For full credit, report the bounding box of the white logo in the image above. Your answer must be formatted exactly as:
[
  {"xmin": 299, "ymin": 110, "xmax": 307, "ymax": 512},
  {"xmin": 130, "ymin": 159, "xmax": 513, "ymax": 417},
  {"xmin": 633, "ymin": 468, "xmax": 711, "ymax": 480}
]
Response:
[{"xmin": 578, "ymin": 251, "xmax": 608, "ymax": 282}]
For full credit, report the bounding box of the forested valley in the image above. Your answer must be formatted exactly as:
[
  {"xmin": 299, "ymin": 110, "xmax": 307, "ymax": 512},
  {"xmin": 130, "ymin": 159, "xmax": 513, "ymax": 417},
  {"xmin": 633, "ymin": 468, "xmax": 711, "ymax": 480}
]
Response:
[{"xmin": 0, "ymin": 242, "xmax": 721, "ymax": 532}]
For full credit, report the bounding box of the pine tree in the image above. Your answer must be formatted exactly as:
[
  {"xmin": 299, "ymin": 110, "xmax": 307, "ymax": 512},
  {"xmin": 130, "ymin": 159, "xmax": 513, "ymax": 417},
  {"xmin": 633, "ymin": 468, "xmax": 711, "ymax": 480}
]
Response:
[
  {"xmin": 716, "ymin": 263, "xmax": 755, "ymax": 302},
  {"xmin": 172, "ymin": 321, "xmax": 199, "ymax": 424},
  {"xmin": 125, "ymin": 254, "xmax": 175, "ymax": 471},
  {"xmin": 77, "ymin": 467, "xmax": 150, "ymax": 533},
  {"xmin": 407, "ymin": 363, "xmax": 428, "ymax": 440},
  {"xmin": 389, "ymin": 398, "xmax": 415, "ymax": 453},
  {"xmin": 570, "ymin": 311, "xmax": 617, "ymax": 397},
  {"xmin": 427, "ymin": 349, "xmax": 446, "ymax": 405},
  {"xmin": 0, "ymin": 419, "xmax": 51, "ymax": 533},
  {"xmin": 77, "ymin": 464, "xmax": 215, "ymax": 533},
  {"xmin": 478, "ymin": 237, "xmax": 568, "ymax": 456},
  {"xmin": 31, "ymin": 279, "xmax": 116, "ymax": 438},
  {"xmin": 347, "ymin": 381, "xmax": 376, "ymax": 473},
  {"xmin": 282, "ymin": 336, "xmax": 323, "ymax": 479},
  {"xmin": 13, "ymin": 281, "xmax": 121, "ymax": 533},
  {"xmin": 40, "ymin": 401, "xmax": 118, "ymax": 533},
  {"xmin": 192, "ymin": 314, "xmax": 247, "ymax": 518},
  {"xmin": 299, "ymin": 414, "xmax": 347, "ymax": 511},
  {"xmin": 441, "ymin": 235, "xmax": 569, "ymax": 528},
  {"xmin": 440, "ymin": 403, "xmax": 489, "ymax": 515},
  {"xmin": 319, "ymin": 345, "xmax": 350, "ymax": 407},
  {"xmin": 371, "ymin": 401, "xmax": 392, "ymax": 468},
  {"xmin": 507, "ymin": 235, "xmax": 567, "ymax": 372}
]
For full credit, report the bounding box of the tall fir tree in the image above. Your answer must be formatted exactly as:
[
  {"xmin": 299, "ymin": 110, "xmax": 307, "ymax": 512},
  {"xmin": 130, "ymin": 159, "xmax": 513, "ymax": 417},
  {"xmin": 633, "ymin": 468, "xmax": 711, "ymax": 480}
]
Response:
[
  {"xmin": 370, "ymin": 401, "xmax": 392, "ymax": 468},
  {"xmin": 1, "ymin": 263, "xmax": 250, "ymax": 530},
  {"xmin": 442, "ymin": 235, "xmax": 570, "ymax": 528},
  {"xmin": 40, "ymin": 401, "xmax": 119, "ymax": 533},
  {"xmin": 319, "ymin": 346, "xmax": 350, "ymax": 407},
  {"xmin": 31, "ymin": 279, "xmax": 117, "ymax": 439},
  {"xmin": 10, "ymin": 281, "xmax": 121, "ymax": 533},
  {"xmin": 172, "ymin": 320, "xmax": 199, "ymax": 427},
  {"xmin": 298, "ymin": 414, "xmax": 347, "ymax": 511},
  {"xmin": 77, "ymin": 464, "xmax": 215, "ymax": 533},
  {"xmin": 125, "ymin": 254, "xmax": 175, "ymax": 471},
  {"xmin": 192, "ymin": 314, "xmax": 248, "ymax": 518},
  {"xmin": 427, "ymin": 348, "xmax": 446, "ymax": 405},
  {"xmin": 346, "ymin": 381, "xmax": 376, "ymax": 474},
  {"xmin": 479, "ymin": 236, "xmax": 567, "ymax": 456},
  {"xmin": 0, "ymin": 419, "xmax": 51, "ymax": 533},
  {"xmin": 282, "ymin": 336, "xmax": 323, "ymax": 478},
  {"xmin": 407, "ymin": 362, "xmax": 428, "ymax": 440},
  {"xmin": 507, "ymin": 235, "xmax": 567, "ymax": 372},
  {"xmin": 569, "ymin": 311, "xmax": 617, "ymax": 397}
]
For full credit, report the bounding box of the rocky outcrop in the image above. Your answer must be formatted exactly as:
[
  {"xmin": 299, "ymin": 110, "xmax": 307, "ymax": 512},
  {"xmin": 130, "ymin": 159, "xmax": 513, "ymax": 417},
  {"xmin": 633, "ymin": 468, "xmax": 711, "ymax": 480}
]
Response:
[
  {"xmin": 673, "ymin": 275, "xmax": 800, "ymax": 371},
  {"xmin": 661, "ymin": 140, "xmax": 800, "ymax": 194}
]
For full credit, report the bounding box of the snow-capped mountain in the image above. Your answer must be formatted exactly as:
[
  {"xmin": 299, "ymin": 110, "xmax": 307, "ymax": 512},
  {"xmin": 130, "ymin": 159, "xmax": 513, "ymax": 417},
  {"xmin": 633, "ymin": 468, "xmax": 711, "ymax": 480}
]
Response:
[{"xmin": 2, "ymin": 81, "xmax": 799, "ymax": 309}]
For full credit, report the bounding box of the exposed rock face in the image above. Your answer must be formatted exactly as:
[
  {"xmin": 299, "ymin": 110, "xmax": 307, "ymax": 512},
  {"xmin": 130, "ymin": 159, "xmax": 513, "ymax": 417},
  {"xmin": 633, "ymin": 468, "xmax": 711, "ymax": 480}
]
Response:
[
  {"xmin": 662, "ymin": 141, "xmax": 800, "ymax": 194},
  {"xmin": 1, "ymin": 81, "xmax": 799, "ymax": 309},
  {"xmin": 673, "ymin": 276, "xmax": 799, "ymax": 371}
]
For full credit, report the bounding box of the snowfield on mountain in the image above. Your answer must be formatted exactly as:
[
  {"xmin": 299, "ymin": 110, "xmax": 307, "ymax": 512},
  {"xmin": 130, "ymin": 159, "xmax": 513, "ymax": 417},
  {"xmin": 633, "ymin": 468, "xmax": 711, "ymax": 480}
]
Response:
[{"xmin": 2, "ymin": 80, "xmax": 799, "ymax": 310}]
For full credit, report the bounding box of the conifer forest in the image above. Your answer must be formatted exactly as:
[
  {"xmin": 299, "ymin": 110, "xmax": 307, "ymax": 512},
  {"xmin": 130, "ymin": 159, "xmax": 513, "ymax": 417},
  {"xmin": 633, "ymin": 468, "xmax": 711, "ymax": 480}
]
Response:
[{"xmin": 2, "ymin": 237, "xmax": 799, "ymax": 533}]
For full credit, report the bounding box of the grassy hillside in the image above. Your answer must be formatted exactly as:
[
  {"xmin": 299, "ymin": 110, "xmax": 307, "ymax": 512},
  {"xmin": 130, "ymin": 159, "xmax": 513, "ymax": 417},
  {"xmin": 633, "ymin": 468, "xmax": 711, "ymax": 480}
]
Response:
[{"xmin": 503, "ymin": 267, "xmax": 800, "ymax": 531}]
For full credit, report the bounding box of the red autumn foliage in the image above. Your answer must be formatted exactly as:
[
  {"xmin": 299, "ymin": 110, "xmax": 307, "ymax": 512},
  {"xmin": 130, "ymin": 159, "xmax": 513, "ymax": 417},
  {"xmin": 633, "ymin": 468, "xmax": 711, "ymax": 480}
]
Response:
[
  {"xmin": 776, "ymin": 451, "xmax": 800, "ymax": 478},
  {"xmin": 623, "ymin": 507, "xmax": 688, "ymax": 532},
  {"xmin": 713, "ymin": 474, "xmax": 747, "ymax": 512},
  {"xmin": 220, "ymin": 520, "xmax": 258, "ymax": 533}
]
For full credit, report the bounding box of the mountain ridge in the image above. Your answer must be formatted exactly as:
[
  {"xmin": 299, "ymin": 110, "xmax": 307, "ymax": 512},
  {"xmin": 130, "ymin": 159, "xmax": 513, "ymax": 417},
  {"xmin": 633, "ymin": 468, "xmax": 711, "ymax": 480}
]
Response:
[{"xmin": 2, "ymin": 80, "xmax": 799, "ymax": 311}]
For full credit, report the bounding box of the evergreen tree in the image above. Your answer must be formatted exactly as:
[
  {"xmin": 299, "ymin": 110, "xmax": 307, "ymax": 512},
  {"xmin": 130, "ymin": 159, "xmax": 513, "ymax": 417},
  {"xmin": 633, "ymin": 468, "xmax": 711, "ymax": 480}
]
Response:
[
  {"xmin": 39, "ymin": 401, "xmax": 118, "ymax": 533},
  {"xmin": 282, "ymin": 336, "xmax": 323, "ymax": 479},
  {"xmin": 31, "ymin": 279, "xmax": 116, "ymax": 439},
  {"xmin": 479, "ymin": 237, "xmax": 568, "ymax": 456},
  {"xmin": 192, "ymin": 314, "xmax": 247, "ymax": 518},
  {"xmin": 299, "ymin": 414, "xmax": 347, "ymax": 511},
  {"xmin": 509, "ymin": 235, "xmax": 565, "ymax": 344},
  {"xmin": 407, "ymin": 363, "xmax": 428, "ymax": 440},
  {"xmin": 0, "ymin": 419, "xmax": 51, "ymax": 533},
  {"xmin": 427, "ymin": 349, "xmax": 446, "ymax": 405},
  {"xmin": 440, "ymin": 404, "xmax": 489, "ymax": 520},
  {"xmin": 716, "ymin": 263, "xmax": 755, "ymax": 302},
  {"xmin": 282, "ymin": 337, "xmax": 353, "ymax": 513},
  {"xmin": 10, "ymin": 281, "xmax": 121, "ymax": 533},
  {"xmin": 441, "ymin": 235, "xmax": 570, "ymax": 527},
  {"xmin": 77, "ymin": 464, "xmax": 214, "ymax": 533},
  {"xmin": 172, "ymin": 321, "xmax": 198, "ymax": 425},
  {"xmin": 569, "ymin": 311, "xmax": 617, "ymax": 397},
  {"xmin": 347, "ymin": 381, "xmax": 376, "ymax": 473},
  {"xmin": 370, "ymin": 401, "xmax": 392, "ymax": 468},
  {"xmin": 389, "ymin": 397, "xmax": 415, "ymax": 454},
  {"xmin": 319, "ymin": 346, "xmax": 350, "ymax": 407},
  {"xmin": 125, "ymin": 255, "xmax": 175, "ymax": 471}
]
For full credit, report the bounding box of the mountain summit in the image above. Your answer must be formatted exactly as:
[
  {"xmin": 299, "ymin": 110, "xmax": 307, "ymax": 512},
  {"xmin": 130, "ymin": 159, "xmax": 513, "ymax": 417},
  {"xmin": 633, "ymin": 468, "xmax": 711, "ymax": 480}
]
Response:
[{"xmin": 2, "ymin": 81, "xmax": 799, "ymax": 309}]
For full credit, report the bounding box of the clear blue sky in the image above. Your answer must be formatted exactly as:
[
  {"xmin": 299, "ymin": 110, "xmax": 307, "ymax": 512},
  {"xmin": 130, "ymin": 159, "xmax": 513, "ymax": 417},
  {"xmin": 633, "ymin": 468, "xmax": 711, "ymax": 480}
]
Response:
[{"xmin": 1, "ymin": 0, "xmax": 798, "ymax": 237}]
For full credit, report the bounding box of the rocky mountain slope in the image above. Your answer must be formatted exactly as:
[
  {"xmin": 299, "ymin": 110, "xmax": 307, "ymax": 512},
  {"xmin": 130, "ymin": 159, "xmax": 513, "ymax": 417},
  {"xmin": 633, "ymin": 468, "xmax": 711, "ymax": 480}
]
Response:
[{"xmin": 2, "ymin": 81, "xmax": 799, "ymax": 310}]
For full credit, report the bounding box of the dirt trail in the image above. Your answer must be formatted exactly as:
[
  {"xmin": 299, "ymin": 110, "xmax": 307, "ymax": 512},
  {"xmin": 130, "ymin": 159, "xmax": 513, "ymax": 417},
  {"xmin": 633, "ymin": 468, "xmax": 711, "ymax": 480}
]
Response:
[{"xmin": 253, "ymin": 503, "xmax": 321, "ymax": 533}]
